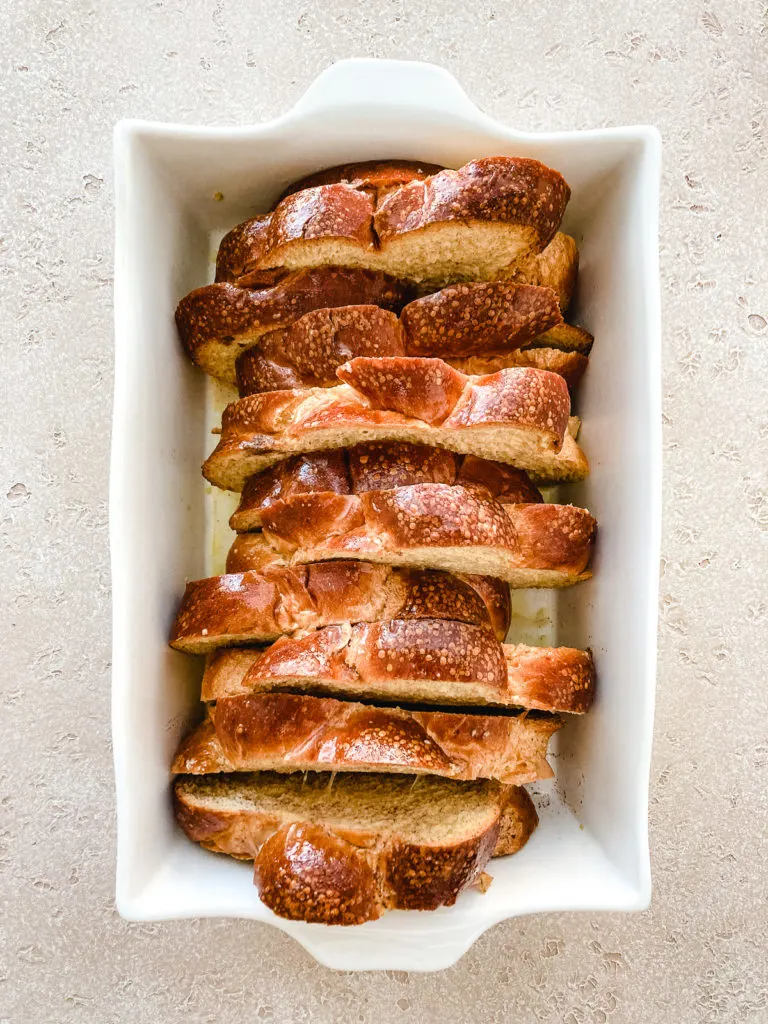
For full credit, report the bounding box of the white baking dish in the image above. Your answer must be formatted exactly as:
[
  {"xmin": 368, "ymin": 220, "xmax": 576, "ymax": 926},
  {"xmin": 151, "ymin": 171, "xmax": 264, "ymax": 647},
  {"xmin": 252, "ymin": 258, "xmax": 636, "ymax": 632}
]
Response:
[{"xmin": 111, "ymin": 58, "xmax": 661, "ymax": 971}]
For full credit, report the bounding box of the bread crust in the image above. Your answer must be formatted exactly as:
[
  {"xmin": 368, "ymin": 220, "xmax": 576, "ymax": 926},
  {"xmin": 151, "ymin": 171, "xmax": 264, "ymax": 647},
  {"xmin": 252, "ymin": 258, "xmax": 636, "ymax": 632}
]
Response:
[
  {"xmin": 452, "ymin": 348, "xmax": 588, "ymax": 390},
  {"xmin": 169, "ymin": 561, "xmax": 512, "ymax": 653},
  {"xmin": 203, "ymin": 361, "xmax": 585, "ymax": 490},
  {"xmin": 495, "ymin": 786, "xmax": 541, "ymax": 856},
  {"xmin": 235, "ymin": 305, "xmax": 406, "ymax": 394},
  {"xmin": 233, "ymin": 284, "xmax": 563, "ymax": 395},
  {"xmin": 230, "ymin": 443, "xmax": 542, "ymax": 531},
  {"xmin": 374, "ymin": 157, "xmax": 568, "ymax": 252},
  {"xmin": 175, "ymin": 270, "xmax": 410, "ymax": 381},
  {"xmin": 171, "ymin": 692, "xmax": 561, "ymax": 784},
  {"xmin": 213, "ymin": 157, "xmax": 570, "ymax": 289},
  {"xmin": 402, "ymin": 281, "xmax": 562, "ymax": 356},
  {"xmin": 173, "ymin": 772, "xmax": 537, "ymax": 920},
  {"xmin": 179, "ymin": 245, "xmax": 583, "ymax": 388},
  {"xmin": 199, "ymin": 620, "xmax": 596, "ymax": 714},
  {"xmin": 277, "ymin": 160, "xmax": 445, "ymax": 203},
  {"xmin": 253, "ymin": 823, "xmax": 384, "ymax": 923},
  {"xmin": 225, "ymin": 484, "xmax": 595, "ymax": 587}
]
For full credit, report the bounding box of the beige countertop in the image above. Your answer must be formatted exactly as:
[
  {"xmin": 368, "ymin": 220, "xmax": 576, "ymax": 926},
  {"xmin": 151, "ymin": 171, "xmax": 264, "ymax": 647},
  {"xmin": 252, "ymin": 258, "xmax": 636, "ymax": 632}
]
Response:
[{"xmin": 1, "ymin": 1, "xmax": 766, "ymax": 1020}]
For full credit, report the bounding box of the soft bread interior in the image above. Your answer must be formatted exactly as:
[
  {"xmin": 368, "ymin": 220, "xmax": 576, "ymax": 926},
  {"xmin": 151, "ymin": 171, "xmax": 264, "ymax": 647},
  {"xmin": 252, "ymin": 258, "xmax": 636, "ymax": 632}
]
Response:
[
  {"xmin": 219, "ymin": 672, "xmax": 566, "ymax": 710},
  {"xmin": 227, "ymin": 535, "xmax": 591, "ymax": 588},
  {"xmin": 208, "ymin": 423, "xmax": 588, "ymax": 492},
  {"xmin": 175, "ymin": 771, "xmax": 502, "ymax": 845},
  {"xmin": 264, "ymin": 223, "xmax": 539, "ymax": 287}
]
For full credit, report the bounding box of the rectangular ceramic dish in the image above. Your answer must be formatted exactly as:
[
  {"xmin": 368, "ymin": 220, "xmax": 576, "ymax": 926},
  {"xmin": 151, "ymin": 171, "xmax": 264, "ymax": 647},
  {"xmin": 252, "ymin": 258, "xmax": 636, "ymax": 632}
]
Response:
[{"xmin": 111, "ymin": 58, "xmax": 661, "ymax": 971}]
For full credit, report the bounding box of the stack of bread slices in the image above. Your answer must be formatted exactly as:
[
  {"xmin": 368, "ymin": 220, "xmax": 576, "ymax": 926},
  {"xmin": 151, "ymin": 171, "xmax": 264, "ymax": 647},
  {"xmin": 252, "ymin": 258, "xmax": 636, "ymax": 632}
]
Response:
[{"xmin": 170, "ymin": 157, "xmax": 597, "ymax": 925}]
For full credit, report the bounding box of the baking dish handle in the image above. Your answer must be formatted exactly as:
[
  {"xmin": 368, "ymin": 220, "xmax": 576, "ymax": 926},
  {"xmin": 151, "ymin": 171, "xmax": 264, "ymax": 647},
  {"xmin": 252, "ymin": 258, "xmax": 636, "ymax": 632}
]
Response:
[{"xmin": 290, "ymin": 58, "xmax": 482, "ymax": 119}]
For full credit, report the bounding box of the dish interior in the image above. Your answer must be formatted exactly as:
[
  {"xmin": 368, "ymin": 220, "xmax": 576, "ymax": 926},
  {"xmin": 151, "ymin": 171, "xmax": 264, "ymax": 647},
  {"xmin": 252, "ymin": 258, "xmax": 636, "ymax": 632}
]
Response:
[{"xmin": 112, "ymin": 77, "xmax": 659, "ymax": 966}]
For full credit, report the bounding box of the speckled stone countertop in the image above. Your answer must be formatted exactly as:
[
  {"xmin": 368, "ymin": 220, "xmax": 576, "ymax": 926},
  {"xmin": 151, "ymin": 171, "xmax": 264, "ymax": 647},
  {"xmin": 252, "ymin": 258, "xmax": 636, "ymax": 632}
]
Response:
[{"xmin": 2, "ymin": 1, "xmax": 767, "ymax": 1020}]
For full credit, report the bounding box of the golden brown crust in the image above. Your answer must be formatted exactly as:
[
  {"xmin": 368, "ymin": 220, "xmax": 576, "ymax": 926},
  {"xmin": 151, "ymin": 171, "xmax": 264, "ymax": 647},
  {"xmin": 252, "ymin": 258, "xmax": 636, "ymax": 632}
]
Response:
[
  {"xmin": 173, "ymin": 772, "xmax": 536, "ymax": 919},
  {"xmin": 172, "ymin": 716, "xmax": 234, "ymax": 774},
  {"xmin": 203, "ymin": 362, "xmax": 584, "ymax": 491},
  {"xmin": 336, "ymin": 357, "xmax": 469, "ymax": 427},
  {"xmin": 451, "ymin": 348, "xmax": 588, "ymax": 391},
  {"xmin": 235, "ymin": 305, "xmax": 406, "ymax": 394},
  {"xmin": 213, "ymin": 157, "xmax": 570, "ymax": 289},
  {"xmin": 226, "ymin": 484, "xmax": 595, "ymax": 586},
  {"xmin": 169, "ymin": 561, "xmax": 511, "ymax": 653},
  {"xmin": 233, "ymin": 284, "xmax": 562, "ymax": 396},
  {"xmin": 454, "ymin": 455, "xmax": 543, "ymax": 503},
  {"xmin": 509, "ymin": 502, "xmax": 597, "ymax": 577},
  {"xmin": 171, "ymin": 692, "xmax": 560, "ymax": 784},
  {"xmin": 442, "ymin": 367, "xmax": 570, "ymax": 446},
  {"xmin": 215, "ymin": 215, "xmax": 272, "ymax": 287},
  {"xmin": 254, "ymin": 823, "xmax": 382, "ymax": 924},
  {"xmin": 384, "ymin": 826, "xmax": 500, "ymax": 912},
  {"xmin": 462, "ymin": 574, "xmax": 513, "ymax": 643},
  {"xmin": 401, "ymin": 282, "xmax": 562, "ymax": 357},
  {"xmin": 533, "ymin": 231, "xmax": 579, "ymax": 311},
  {"xmin": 175, "ymin": 270, "xmax": 410, "ymax": 381},
  {"xmin": 277, "ymin": 160, "xmax": 444, "ymax": 203},
  {"xmin": 231, "ymin": 443, "xmax": 542, "ymax": 531},
  {"xmin": 350, "ymin": 485, "xmax": 517, "ymax": 552},
  {"xmin": 374, "ymin": 157, "xmax": 569, "ymax": 251},
  {"xmin": 503, "ymin": 644, "xmax": 595, "ymax": 714},
  {"xmin": 265, "ymin": 183, "xmax": 376, "ymax": 262},
  {"xmin": 200, "ymin": 620, "xmax": 596, "ymax": 714}
]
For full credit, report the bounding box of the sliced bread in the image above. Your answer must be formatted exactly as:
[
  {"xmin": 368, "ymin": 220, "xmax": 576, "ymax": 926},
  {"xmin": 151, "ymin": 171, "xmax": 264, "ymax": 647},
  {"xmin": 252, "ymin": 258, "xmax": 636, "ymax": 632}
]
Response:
[
  {"xmin": 175, "ymin": 269, "xmax": 411, "ymax": 383},
  {"xmin": 216, "ymin": 158, "xmax": 442, "ymax": 287},
  {"xmin": 232, "ymin": 283, "xmax": 565, "ymax": 395},
  {"xmin": 170, "ymin": 562, "xmax": 512, "ymax": 653},
  {"xmin": 172, "ymin": 692, "xmax": 561, "ymax": 784},
  {"xmin": 200, "ymin": 620, "xmax": 596, "ymax": 714},
  {"xmin": 214, "ymin": 157, "xmax": 570, "ymax": 289},
  {"xmin": 203, "ymin": 359, "xmax": 588, "ymax": 490},
  {"xmin": 181, "ymin": 239, "xmax": 583, "ymax": 385},
  {"xmin": 230, "ymin": 443, "xmax": 543, "ymax": 532},
  {"xmin": 225, "ymin": 483, "xmax": 596, "ymax": 588},
  {"xmin": 174, "ymin": 771, "xmax": 537, "ymax": 922},
  {"xmin": 452, "ymin": 321, "xmax": 594, "ymax": 391}
]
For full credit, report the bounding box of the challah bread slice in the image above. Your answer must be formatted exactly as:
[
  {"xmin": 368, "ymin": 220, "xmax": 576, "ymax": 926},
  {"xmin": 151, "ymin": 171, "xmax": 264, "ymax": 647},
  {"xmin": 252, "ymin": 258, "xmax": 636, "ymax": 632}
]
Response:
[
  {"xmin": 225, "ymin": 483, "xmax": 595, "ymax": 588},
  {"xmin": 372, "ymin": 158, "xmax": 569, "ymax": 285},
  {"xmin": 170, "ymin": 562, "xmax": 512, "ymax": 653},
  {"xmin": 217, "ymin": 164, "xmax": 443, "ymax": 288},
  {"xmin": 231, "ymin": 443, "xmax": 542, "ymax": 531},
  {"xmin": 181, "ymin": 242, "xmax": 583, "ymax": 387},
  {"xmin": 203, "ymin": 360, "xmax": 588, "ymax": 490},
  {"xmin": 200, "ymin": 621, "xmax": 596, "ymax": 714},
  {"xmin": 172, "ymin": 692, "xmax": 561, "ymax": 784},
  {"xmin": 175, "ymin": 270, "xmax": 411, "ymax": 382},
  {"xmin": 215, "ymin": 157, "xmax": 569, "ymax": 289},
  {"xmin": 236, "ymin": 329, "xmax": 590, "ymax": 397},
  {"xmin": 174, "ymin": 772, "xmax": 537, "ymax": 922},
  {"xmin": 235, "ymin": 305, "xmax": 406, "ymax": 394},
  {"xmin": 233, "ymin": 284, "xmax": 563, "ymax": 395}
]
